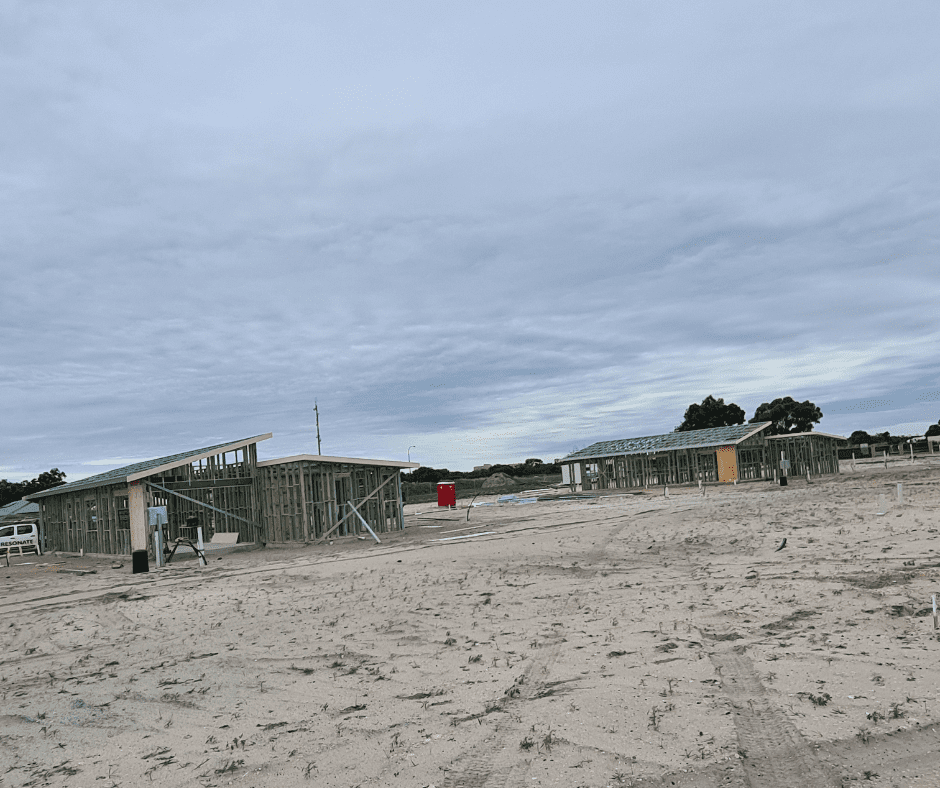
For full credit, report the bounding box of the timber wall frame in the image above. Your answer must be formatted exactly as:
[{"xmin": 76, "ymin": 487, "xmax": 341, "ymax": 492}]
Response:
[
  {"xmin": 33, "ymin": 444, "xmax": 420, "ymax": 556},
  {"xmin": 257, "ymin": 457, "xmax": 413, "ymax": 542},
  {"xmin": 34, "ymin": 443, "xmax": 264, "ymax": 556},
  {"xmin": 764, "ymin": 433, "xmax": 842, "ymax": 478},
  {"xmin": 566, "ymin": 432, "xmax": 842, "ymax": 493},
  {"xmin": 37, "ymin": 480, "xmax": 133, "ymax": 555}
]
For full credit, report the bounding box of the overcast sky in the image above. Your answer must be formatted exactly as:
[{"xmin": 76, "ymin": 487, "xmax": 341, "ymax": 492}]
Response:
[{"xmin": 2, "ymin": 1, "xmax": 939, "ymax": 481}]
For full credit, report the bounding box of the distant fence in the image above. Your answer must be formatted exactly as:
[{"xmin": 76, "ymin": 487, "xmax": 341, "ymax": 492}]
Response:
[
  {"xmin": 402, "ymin": 475, "xmax": 563, "ymax": 504},
  {"xmin": 837, "ymin": 444, "xmax": 933, "ymax": 460}
]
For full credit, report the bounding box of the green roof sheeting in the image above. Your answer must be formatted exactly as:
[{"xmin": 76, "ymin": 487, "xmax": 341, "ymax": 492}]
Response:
[
  {"xmin": 563, "ymin": 422, "xmax": 772, "ymax": 461},
  {"xmin": 0, "ymin": 500, "xmax": 40, "ymax": 519},
  {"xmin": 25, "ymin": 434, "xmax": 270, "ymax": 500}
]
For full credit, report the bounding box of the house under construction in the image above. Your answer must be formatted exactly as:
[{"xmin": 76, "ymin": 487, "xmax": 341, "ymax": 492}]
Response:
[
  {"xmin": 258, "ymin": 454, "xmax": 417, "ymax": 542},
  {"xmin": 561, "ymin": 422, "xmax": 843, "ymax": 491},
  {"xmin": 26, "ymin": 434, "xmax": 418, "ymax": 557}
]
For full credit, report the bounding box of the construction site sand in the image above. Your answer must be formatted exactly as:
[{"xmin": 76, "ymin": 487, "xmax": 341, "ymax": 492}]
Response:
[{"xmin": 3, "ymin": 458, "xmax": 940, "ymax": 787}]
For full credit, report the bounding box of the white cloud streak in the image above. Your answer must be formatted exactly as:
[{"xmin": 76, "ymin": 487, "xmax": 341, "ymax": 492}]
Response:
[{"xmin": 2, "ymin": 1, "xmax": 940, "ymax": 478}]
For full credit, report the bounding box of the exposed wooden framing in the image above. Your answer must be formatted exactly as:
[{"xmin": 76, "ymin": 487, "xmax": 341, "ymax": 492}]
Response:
[
  {"xmin": 129, "ymin": 482, "xmax": 148, "ymax": 554},
  {"xmin": 252, "ymin": 455, "xmax": 415, "ymax": 545},
  {"xmin": 30, "ymin": 438, "xmax": 420, "ymax": 558},
  {"xmin": 146, "ymin": 481, "xmax": 265, "ymax": 543},
  {"xmin": 30, "ymin": 436, "xmax": 269, "ymax": 557},
  {"xmin": 347, "ymin": 500, "xmax": 380, "ymax": 543},
  {"xmin": 125, "ymin": 434, "xmax": 270, "ymax": 483},
  {"xmin": 317, "ymin": 470, "xmax": 400, "ymax": 542},
  {"xmin": 158, "ymin": 477, "xmax": 254, "ymax": 490},
  {"xmin": 397, "ymin": 473, "xmax": 408, "ymax": 518},
  {"xmin": 562, "ymin": 429, "xmax": 842, "ymax": 494},
  {"xmin": 765, "ymin": 433, "xmax": 840, "ymax": 478},
  {"xmin": 299, "ymin": 464, "xmax": 311, "ymax": 542}
]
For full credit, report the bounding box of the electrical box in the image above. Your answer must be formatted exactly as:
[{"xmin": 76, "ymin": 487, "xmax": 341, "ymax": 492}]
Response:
[
  {"xmin": 147, "ymin": 506, "xmax": 168, "ymax": 528},
  {"xmin": 437, "ymin": 481, "xmax": 456, "ymax": 508}
]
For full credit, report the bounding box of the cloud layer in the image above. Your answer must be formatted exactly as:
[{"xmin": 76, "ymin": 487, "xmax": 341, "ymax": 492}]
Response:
[{"xmin": 2, "ymin": 2, "xmax": 939, "ymax": 479}]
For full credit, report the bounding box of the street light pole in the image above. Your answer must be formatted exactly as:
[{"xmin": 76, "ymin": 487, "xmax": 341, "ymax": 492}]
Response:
[{"xmin": 408, "ymin": 445, "xmax": 416, "ymax": 463}]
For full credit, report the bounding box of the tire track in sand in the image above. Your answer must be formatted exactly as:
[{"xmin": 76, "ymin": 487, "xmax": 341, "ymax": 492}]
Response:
[
  {"xmin": 439, "ymin": 520, "xmax": 635, "ymax": 787},
  {"xmin": 439, "ymin": 608, "xmax": 577, "ymax": 788},
  {"xmin": 710, "ymin": 647, "xmax": 840, "ymax": 788}
]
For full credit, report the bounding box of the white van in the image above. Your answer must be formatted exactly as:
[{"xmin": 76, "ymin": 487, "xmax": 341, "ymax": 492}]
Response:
[{"xmin": 0, "ymin": 522, "xmax": 42, "ymax": 556}]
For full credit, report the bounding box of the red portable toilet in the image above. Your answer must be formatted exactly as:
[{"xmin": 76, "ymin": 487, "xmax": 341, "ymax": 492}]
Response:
[{"xmin": 437, "ymin": 481, "xmax": 456, "ymax": 508}]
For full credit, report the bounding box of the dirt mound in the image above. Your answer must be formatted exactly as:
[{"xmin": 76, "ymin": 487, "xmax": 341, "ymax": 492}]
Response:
[{"xmin": 481, "ymin": 472, "xmax": 518, "ymax": 490}]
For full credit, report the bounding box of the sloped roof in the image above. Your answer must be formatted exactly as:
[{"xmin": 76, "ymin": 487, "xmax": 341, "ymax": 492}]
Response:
[
  {"xmin": 767, "ymin": 430, "xmax": 848, "ymax": 441},
  {"xmin": 764, "ymin": 431, "xmax": 845, "ymax": 440},
  {"xmin": 0, "ymin": 500, "xmax": 40, "ymax": 520},
  {"xmin": 562, "ymin": 422, "xmax": 772, "ymax": 461},
  {"xmin": 26, "ymin": 434, "xmax": 272, "ymax": 500},
  {"xmin": 259, "ymin": 454, "xmax": 420, "ymax": 469}
]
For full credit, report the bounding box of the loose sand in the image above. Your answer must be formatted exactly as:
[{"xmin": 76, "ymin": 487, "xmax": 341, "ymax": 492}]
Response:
[{"xmin": 3, "ymin": 458, "xmax": 940, "ymax": 787}]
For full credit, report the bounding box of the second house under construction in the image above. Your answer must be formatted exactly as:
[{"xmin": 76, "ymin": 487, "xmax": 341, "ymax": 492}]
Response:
[{"xmin": 561, "ymin": 422, "xmax": 843, "ymax": 491}]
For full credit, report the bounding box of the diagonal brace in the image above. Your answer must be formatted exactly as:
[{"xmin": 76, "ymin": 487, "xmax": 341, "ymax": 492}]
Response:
[
  {"xmin": 146, "ymin": 480, "xmax": 266, "ymax": 545},
  {"xmin": 318, "ymin": 471, "xmax": 398, "ymax": 542},
  {"xmin": 347, "ymin": 501, "xmax": 381, "ymax": 543}
]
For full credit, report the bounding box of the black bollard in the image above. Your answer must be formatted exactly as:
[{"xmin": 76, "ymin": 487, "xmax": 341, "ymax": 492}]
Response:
[{"xmin": 132, "ymin": 549, "xmax": 149, "ymax": 573}]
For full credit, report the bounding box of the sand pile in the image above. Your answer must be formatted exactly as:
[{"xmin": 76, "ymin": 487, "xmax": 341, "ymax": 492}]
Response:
[{"xmin": 481, "ymin": 471, "xmax": 517, "ymax": 490}]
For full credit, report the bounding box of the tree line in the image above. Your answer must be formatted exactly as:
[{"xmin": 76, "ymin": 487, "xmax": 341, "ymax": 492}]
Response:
[
  {"xmin": 0, "ymin": 469, "xmax": 67, "ymax": 509},
  {"xmin": 405, "ymin": 395, "xmax": 940, "ymax": 483},
  {"xmin": 674, "ymin": 394, "xmax": 940, "ymax": 446},
  {"xmin": 673, "ymin": 394, "xmax": 822, "ymax": 434},
  {"xmin": 406, "ymin": 458, "xmax": 557, "ymax": 485},
  {"xmin": 7, "ymin": 401, "xmax": 940, "ymax": 498},
  {"xmin": 846, "ymin": 429, "xmax": 936, "ymax": 446}
]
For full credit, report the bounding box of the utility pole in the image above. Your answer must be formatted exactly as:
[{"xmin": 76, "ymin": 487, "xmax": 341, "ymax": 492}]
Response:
[{"xmin": 314, "ymin": 400, "xmax": 322, "ymax": 455}]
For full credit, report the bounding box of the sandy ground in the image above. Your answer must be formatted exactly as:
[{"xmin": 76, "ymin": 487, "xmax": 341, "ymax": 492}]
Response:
[{"xmin": 3, "ymin": 457, "xmax": 940, "ymax": 787}]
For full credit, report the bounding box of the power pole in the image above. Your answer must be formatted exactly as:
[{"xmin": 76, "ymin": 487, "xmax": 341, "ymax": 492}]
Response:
[{"xmin": 314, "ymin": 400, "xmax": 322, "ymax": 455}]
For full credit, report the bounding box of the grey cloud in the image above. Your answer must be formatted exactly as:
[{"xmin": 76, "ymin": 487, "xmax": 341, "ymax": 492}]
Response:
[{"xmin": 3, "ymin": 2, "xmax": 940, "ymax": 476}]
